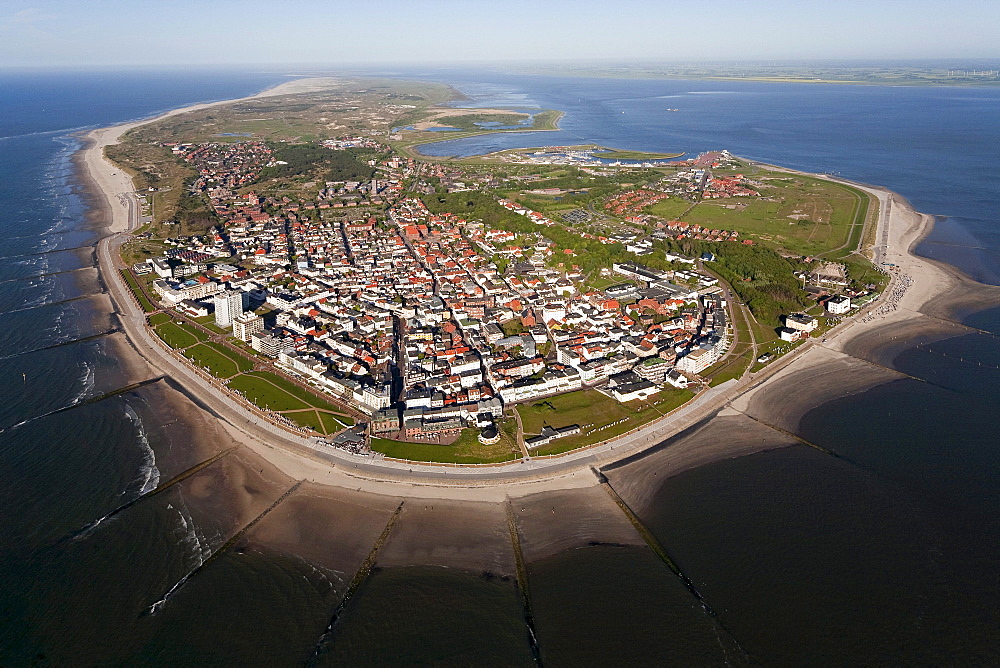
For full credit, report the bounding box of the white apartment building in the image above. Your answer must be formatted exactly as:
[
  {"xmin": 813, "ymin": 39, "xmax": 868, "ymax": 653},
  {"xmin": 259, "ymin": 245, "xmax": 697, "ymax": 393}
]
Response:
[
  {"xmin": 232, "ymin": 312, "xmax": 264, "ymax": 342},
  {"xmin": 214, "ymin": 290, "xmax": 244, "ymax": 327}
]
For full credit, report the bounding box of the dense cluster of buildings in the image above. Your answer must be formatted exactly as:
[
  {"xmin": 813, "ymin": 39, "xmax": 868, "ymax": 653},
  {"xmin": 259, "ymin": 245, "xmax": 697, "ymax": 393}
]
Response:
[{"xmin": 141, "ymin": 139, "xmax": 739, "ymax": 445}]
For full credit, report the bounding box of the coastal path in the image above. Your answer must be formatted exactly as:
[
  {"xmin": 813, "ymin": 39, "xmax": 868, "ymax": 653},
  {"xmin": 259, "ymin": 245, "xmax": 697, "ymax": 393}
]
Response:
[{"xmin": 94, "ymin": 124, "xmax": 913, "ymax": 490}]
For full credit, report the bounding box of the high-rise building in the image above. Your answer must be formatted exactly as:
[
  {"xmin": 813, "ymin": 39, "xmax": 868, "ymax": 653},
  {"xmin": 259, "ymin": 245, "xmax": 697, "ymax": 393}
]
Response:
[
  {"xmin": 214, "ymin": 290, "xmax": 244, "ymax": 327},
  {"xmin": 232, "ymin": 312, "xmax": 263, "ymax": 342}
]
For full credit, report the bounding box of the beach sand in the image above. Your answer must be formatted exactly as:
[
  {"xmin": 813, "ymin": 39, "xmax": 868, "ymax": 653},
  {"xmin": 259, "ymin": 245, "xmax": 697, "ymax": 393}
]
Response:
[
  {"xmin": 377, "ymin": 499, "xmax": 516, "ymax": 575},
  {"xmin": 603, "ymin": 412, "xmax": 801, "ymax": 514},
  {"xmin": 244, "ymin": 482, "xmax": 400, "ymax": 579},
  {"xmin": 512, "ymin": 486, "xmax": 645, "ymax": 563},
  {"xmin": 731, "ymin": 346, "xmax": 906, "ymax": 434}
]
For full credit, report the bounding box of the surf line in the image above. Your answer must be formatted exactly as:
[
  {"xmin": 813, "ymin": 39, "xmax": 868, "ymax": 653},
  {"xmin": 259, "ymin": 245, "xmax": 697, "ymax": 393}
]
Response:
[
  {"xmin": 307, "ymin": 500, "xmax": 405, "ymax": 665},
  {"xmin": 506, "ymin": 498, "xmax": 543, "ymax": 666},
  {"xmin": 0, "ymin": 245, "xmax": 96, "ymax": 261},
  {"xmin": 0, "ymin": 376, "xmax": 165, "ymax": 435},
  {"xmin": 594, "ymin": 468, "xmax": 752, "ymax": 665},
  {"xmin": 0, "ymin": 328, "xmax": 120, "ymax": 361},
  {"xmin": 144, "ymin": 479, "xmax": 305, "ymax": 616},
  {"xmin": 3, "ymin": 293, "xmax": 101, "ymax": 315},
  {"xmin": 70, "ymin": 446, "xmax": 238, "ymax": 541},
  {"xmin": 0, "ymin": 266, "xmax": 95, "ymax": 285}
]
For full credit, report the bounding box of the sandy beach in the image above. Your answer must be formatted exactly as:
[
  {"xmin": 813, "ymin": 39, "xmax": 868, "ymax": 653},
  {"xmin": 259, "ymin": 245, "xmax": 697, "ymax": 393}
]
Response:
[{"xmin": 81, "ymin": 77, "xmax": 994, "ymax": 505}]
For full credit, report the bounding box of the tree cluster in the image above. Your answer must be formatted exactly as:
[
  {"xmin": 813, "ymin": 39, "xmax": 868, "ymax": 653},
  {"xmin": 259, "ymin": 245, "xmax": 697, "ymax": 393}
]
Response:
[{"xmin": 256, "ymin": 144, "xmax": 377, "ymax": 183}]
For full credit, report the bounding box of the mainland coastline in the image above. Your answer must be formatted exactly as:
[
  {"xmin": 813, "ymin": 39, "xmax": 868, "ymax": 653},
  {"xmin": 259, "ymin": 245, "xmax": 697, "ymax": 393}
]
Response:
[{"xmin": 79, "ymin": 77, "xmax": 991, "ymax": 507}]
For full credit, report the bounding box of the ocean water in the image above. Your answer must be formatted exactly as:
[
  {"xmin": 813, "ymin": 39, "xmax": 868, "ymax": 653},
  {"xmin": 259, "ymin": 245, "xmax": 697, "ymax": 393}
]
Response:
[
  {"xmin": 411, "ymin": 70, "xmax": 1000, "ymax": 283},
  {"xmin": 0, "ymin": 68, "xmax": 999, "ymax": 664}
]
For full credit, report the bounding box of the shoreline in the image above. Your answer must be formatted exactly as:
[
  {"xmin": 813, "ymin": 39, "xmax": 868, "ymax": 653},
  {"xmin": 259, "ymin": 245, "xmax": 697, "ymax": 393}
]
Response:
[{"xmin": 80, "ymin": 77, "xmax": 991, "ymax": 501}]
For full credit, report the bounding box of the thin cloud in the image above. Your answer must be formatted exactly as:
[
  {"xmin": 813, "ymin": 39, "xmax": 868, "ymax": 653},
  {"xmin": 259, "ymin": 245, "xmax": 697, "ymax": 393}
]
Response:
[{"xmin": 1, "ymin": 8, "xmax": 59, "ymax": 29}]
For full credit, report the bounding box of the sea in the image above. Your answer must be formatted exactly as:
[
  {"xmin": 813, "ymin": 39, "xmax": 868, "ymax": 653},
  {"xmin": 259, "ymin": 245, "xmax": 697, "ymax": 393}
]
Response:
[{"xmin": 1, "ymin": 67, "xmax": 998, "ymax": 665}]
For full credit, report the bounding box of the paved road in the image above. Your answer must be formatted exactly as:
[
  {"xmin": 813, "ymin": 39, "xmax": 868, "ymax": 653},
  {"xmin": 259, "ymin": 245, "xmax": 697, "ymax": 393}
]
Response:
[{"xmin": 94, "ymin": 172, "xmax": 896, "ymax": 486}]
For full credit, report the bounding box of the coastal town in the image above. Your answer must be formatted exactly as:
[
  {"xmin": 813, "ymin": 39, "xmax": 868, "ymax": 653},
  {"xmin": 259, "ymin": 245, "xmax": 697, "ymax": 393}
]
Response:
[
  {"xmin": 20, "ymin": 11, "xmax": 994, "ymax": 662},
  {"xmin": 114, "ymin": 95, "xmax": 882, "ymax": 463}
]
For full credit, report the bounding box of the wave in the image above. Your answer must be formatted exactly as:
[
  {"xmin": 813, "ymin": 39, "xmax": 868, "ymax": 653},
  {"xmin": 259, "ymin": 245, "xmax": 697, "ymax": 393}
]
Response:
[
  {"xmin": 124, "ymin": 404, "xmax": 161, "ymax": 496},
  {"xmin": 292, "ymin": 553, "xmax": 342, "ymax": 594},
  {"xmin": 148, "ymin": 499, "xmax": 215, "ymax": 614},
  {"xmin": 3, "ymin": 293, "xmax": 93, "ymax": 316},
  {"xmin": 0, "ymin": 124, "xmax": 93, "ymax": 143},
  {"xmin": 73, "ymin": 360, "xmax": 96, "ymax": 404},
  {"xmin": 6, "ymin": 276, "xmax": 62, "ymax": 313}
]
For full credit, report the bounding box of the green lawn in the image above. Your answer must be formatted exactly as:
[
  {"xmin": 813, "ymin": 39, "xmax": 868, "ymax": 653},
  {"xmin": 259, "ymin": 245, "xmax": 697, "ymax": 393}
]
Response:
[
  {"xmin": 148, "ymin": 312, "xmax": 171, "ymax": 326},
  {"xmin": 226, "ymin": 371, "xmax": 353, "ymax": 423},
  {"xmin": 248, "ymin": 371, "xmax": 343, "ymax": 412},
  {"xmin": 678, "ymin": 174, "xmax": 870, "ymax": 257},
  {"xmin": 193, "ymin": 314, "xmax": 227, "ymax": 334},
  {"xmin": 706, "ymin": 350, "xmax": 753, "ymax": 386},
  {"xmin": 284, "ymin": 409, "xmax": 326, "ymax": 434},
  {"xmin": 841, "ymin": 256, "xmax": 889, "ymax": 291},
  {"xmin": 500, "ymin": 320, "xmax": 526, "ymax": 337},
  {"xmin": 370, "ymin": 429, "xmax": 521, "ymax": 465},
  {"xmin": 182, "ymin": 342, "xmax": 253, "ymax": 379},
  {"xmin": 275, "ymin": 408, "xmax": 351, "ymax": 435},
  {"xmin": 154, "ymin": 321, "xmax": 207, "ymax": 349},
  {"xmin": 320, "ymin": 411, "xmax": 350, "ymax": 433},
  {"xmin": 525, "ymin": 388, "xmax": 695, "ymax": 456},
  {"xmin": 204, "ymin": 342, "xmax": 254, "ymax": 372},
  {"xmin": 518, "ymin": 389, "xmax": 630, "ymax": 436},
  {"xmin": 587, "ymin": 275, "xmax": 632, "ymax": 290},
  {"xmin": 121, "ymin": 269, "xmax": 155, "ymax": 312},
  {"xmin": 228, "ymin": 373, "xmax": 311, "ymax": 411},
  {"xmin": 644, "ymin": 198, "xmax": 696, "ymax": 221}
]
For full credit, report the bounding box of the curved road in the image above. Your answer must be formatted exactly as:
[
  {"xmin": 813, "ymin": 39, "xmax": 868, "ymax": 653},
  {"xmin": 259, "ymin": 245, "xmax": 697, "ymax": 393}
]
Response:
[{"xmin": 96, "ymin": 172, "xmax": 896, "ymax": 489}]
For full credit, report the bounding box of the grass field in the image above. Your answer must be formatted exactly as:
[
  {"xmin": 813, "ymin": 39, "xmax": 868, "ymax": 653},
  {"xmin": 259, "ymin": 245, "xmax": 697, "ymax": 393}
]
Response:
[
  {"xmin": 370, "ymin": 429, "xmax": 521, "ymax": 465},
  {"xmin": 192, "ymin": 315, "xmax": 227, "ymax": 334},
  {"xmin": 519, "ymin": 389, "xmax": 630, "ymax": 436},
  {"xmin": 320, "ymin": 411, "xmax": 350, "ymax": 432},
  {"xmin": 182, "ymin": 342, "xmax": 254, "ymax": 379},
  {"xmin": 205, "ymin": 342, "xmax": 255, "ymax": 371},
  {"xmin": 283, "ymin": 409, "xmax": 326, "ymax": 433},
  {"xmin": 645, "ymin": 198, "xmax": 697, "ymax": 221},
  {"xmin": 147, "ymin": 312, "xmax": 171, "ymax": 326},
  {"xmin": 706, "ymin": 350, "xmax": 753, "ymax": 386},
  {"xmin": 676, "ymin": 175, "xmax": 869, "ymax": 256},
  {"xmin": 841, "ymin": 255, "xmax": 890, "ymax": 291},
  {"xmin": 121, "ymin": 269, "xmax": 155, "ymax": 312},
  {"xmin": 154, "ymin": 321, "xmax": 208, "ymax": 349},
  {"xmin": 251, "ymin": 372, "xmax": 345, "ymax": 413},
  {"xmin": 228, "ymin": 373, "xmax": 311, "ymax": 411},
  {"xmin": 226, "ymin": 371, "xmax": 353, "ymax": 426},
  {"xmin": 523, "ymin": 388, "xmax": 695, "ymax": 456}
]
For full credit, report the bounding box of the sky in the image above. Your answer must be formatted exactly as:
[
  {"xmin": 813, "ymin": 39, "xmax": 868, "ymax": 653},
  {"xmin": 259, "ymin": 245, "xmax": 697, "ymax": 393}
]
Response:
[{"xmin": 2, "ymin": 0, "xmax": 1000, "ymax": 68}]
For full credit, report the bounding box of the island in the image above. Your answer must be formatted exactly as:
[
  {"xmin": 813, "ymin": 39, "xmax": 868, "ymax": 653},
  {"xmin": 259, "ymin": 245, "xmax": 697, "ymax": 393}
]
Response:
[{"xmin": 86, "ymin": 77, "xmax": 930, "ymax": 482}]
